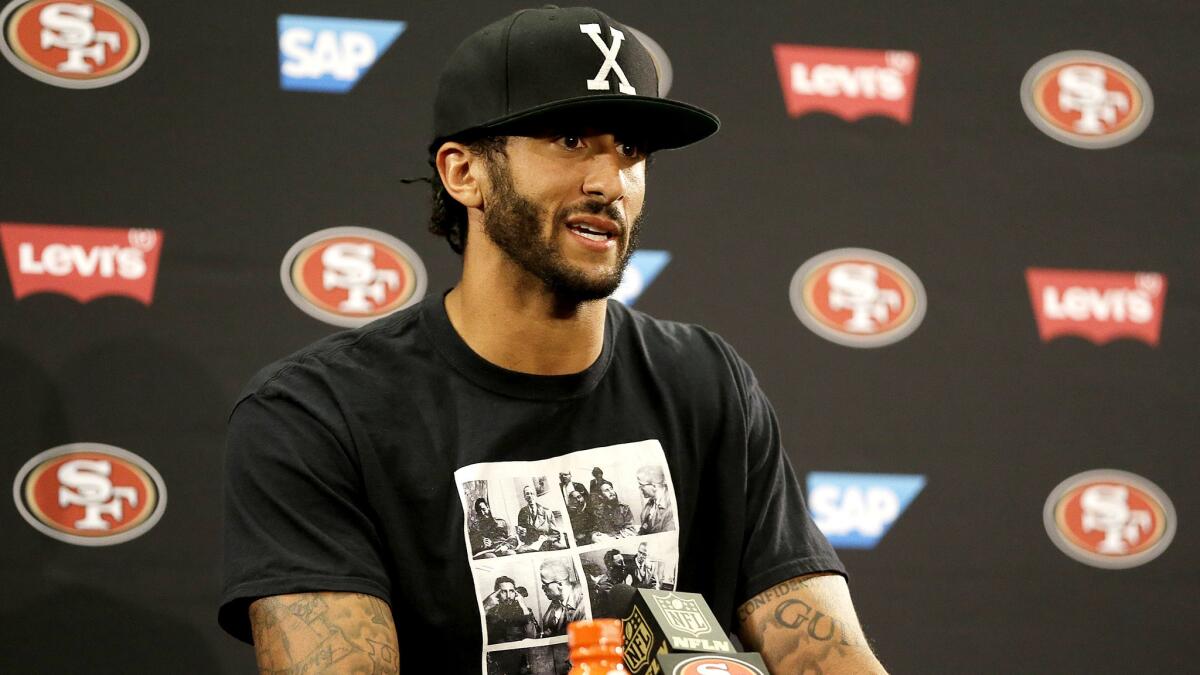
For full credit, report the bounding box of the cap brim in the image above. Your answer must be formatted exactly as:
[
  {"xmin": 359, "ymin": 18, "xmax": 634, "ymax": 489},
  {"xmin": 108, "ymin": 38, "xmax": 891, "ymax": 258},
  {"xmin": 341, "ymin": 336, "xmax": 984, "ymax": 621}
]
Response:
[{"xmin": 439, "ymin": 95, "xmax": 719, "ymax": 154}]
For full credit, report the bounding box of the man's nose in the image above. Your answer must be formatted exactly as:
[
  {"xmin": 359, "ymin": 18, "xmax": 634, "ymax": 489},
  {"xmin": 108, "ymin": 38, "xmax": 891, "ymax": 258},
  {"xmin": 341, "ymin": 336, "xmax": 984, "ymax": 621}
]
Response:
[{"xmin": 581, "ymin": 149, "xmax": 627, "ymax": 204}]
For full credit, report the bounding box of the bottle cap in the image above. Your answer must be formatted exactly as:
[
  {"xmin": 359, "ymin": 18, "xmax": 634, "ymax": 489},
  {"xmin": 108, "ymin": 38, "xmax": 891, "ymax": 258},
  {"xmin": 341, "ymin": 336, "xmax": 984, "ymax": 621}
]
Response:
[{"xmin": 568, "ymin": 618, "xmax": 623, "ymax": 648}]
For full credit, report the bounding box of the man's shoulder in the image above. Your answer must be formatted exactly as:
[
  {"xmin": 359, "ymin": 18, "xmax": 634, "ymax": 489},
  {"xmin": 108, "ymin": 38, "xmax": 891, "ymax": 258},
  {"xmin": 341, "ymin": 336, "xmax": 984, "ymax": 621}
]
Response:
[
  {"xmin": 235, "ymin": 301, "xmax": 426, "ymax": 405},
  {"xmin": 610, "ymin": 300, "xmax": 736, "ymax": 364},
  {"xmin": 610, "ymin": 301, "xmax": 760, "ymax": 400}
]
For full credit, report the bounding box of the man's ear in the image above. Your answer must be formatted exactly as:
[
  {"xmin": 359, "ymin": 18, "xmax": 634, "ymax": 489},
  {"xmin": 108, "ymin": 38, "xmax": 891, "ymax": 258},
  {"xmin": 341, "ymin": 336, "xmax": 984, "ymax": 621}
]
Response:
[{"xmin": 436, "ymin": 141, "xmax": 485, "ymax": 209}]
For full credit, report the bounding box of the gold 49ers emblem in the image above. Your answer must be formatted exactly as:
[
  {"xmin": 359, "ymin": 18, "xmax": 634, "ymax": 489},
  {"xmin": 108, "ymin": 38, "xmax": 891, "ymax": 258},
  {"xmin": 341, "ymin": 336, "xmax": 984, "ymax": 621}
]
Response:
[{"xmin": 623, "ymin": 604, "xmax": 655, "ymax": 671}]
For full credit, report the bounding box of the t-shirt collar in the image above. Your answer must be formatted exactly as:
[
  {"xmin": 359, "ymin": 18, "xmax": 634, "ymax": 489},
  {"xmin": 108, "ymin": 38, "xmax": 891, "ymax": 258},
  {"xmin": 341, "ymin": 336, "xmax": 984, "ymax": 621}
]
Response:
[{"xmin": 421, "ymin": 290, "xmax": 617, "ymax": 401}]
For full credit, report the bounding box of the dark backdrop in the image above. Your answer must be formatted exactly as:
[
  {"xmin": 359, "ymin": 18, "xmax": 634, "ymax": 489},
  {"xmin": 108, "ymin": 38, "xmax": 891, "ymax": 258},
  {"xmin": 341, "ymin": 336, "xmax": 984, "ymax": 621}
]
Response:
[{"xmin": 1, "ymin": 1, "xmax": 1195, "ymax": 672}]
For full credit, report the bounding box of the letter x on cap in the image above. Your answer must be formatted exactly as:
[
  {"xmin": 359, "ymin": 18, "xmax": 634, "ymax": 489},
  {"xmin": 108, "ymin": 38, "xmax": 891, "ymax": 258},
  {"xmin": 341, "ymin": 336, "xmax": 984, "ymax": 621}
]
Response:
[{"xmin": 430, "ymin": 5, "xmax": 720, "ymax": 159}]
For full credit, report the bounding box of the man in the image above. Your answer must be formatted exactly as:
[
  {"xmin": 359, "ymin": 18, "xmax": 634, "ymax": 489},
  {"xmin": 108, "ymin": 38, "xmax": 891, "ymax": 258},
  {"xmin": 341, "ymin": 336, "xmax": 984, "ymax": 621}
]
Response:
[
  {"xmin": 483, "ymin": 576, "xmax": 540, "ymax": 645},
  {"xmin": 468, "ymin": 498, "xmax": 516, "ymax": 558},
  {"xmin": 588, "ymin": 467, "xmax": 608, "ymax": 501},
  {"xmin": 590, "ymin": 481, "xmax": 636, "ymax": 540},
  {"xmin": 628, "ymin": 542, "xmax": 659, "ymax": 590},
  {"xmin": 564, "ymin": 486, "xmax": 594, "ymax": 545},
  {"xmin": 516, "ymin": 485, "xmax": 564, "ymax": 551},
  {"xmin": 482, "ymin": 576, "xmax": 540, "ymax": 674},
  {"xmin": 538, "ymin": 560, "xmax": 586, "ymax": 638},
  {"xmin": 221, "ymin": 6, "xmax": 887, "ymax": 674},
  {"xmin": 636, "ymin": 464, "xmax": 675, "ymax": 535},
  {"xmin": 588, "ymin": 549, "xmax": 637, "ymax": 619},
  {"xmin": 558, "ymin": 471, "xmax": 588, "ymax": 505}
]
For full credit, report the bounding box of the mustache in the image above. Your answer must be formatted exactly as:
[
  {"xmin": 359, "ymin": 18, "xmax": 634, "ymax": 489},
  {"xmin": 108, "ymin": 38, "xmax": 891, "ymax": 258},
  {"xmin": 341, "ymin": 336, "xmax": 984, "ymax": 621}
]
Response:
[{"xmin": 556, "ymin": 200, "xmax": 627, "ymax": 231}]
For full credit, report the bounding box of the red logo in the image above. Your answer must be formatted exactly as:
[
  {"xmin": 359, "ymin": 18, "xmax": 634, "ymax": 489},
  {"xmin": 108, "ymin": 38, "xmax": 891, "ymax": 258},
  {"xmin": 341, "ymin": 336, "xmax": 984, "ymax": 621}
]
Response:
[
  {"xmin": 670, "ymin": 656, "xmax": 766, "ymax": 675},
  {"xmin": 0, "ymin": 0, "xmax": 149, "ymax": 89},
  {"xmin": 790, "ymin": 248, "xmax": 926, "ymax": 348},
  {"xmin": 1044, "ymin": 470, "xmax": 1175, "ymax": 569},
  {"xmin": 13, "ymin": 443, "xmax": 167, "ymax": 546},
  {"xmin": 280, "ymin": 227, "xmax": 427, "ymax": 327},
  {"xmin": 1025, "ymin": 268, "xmax": 1166, "ymax": 346},
  {"xmin": 1020, "ymin": 51, "xmax": 1152, "ymax": 149},
  {"xmin": 0, "ymin": 223, "xmax": 163, "ymax": 304},
  {"xmin": 773, "ymin": 44, "xmax": 919, "ymax": 123}
]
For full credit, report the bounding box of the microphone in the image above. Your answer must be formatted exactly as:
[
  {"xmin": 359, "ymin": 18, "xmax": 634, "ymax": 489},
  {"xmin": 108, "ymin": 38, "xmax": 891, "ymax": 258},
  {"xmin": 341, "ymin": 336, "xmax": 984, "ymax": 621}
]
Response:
[{"xmin": 618, "ymin": 588, "xmax": 769, "ymax": 674}]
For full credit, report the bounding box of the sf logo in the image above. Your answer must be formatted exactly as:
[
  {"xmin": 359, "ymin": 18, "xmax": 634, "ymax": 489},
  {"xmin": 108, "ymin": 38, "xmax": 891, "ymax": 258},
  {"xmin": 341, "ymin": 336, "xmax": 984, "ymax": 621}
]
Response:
[
  {"xmin": 1081, "ymin": 485, "xmax": 1151, "ymax": 554},
  {"xmin": 37, "ymin": 3, "xmax": 122, "ymax": 73},
  {"xmin": 579, "ymin": 23, "xmax": 636, "ymax": 94},
  {"xmin": 1057, "ymin": 65, "xmax": 1129, "ymax": 135},
  {"xmin": 827, "ymin": 263, "xmax": 901, "ymax": 334},
  {"xmin": 321, "ymin": 242, "xmax": 401, "ymax": 313},
  {"xmin": 58, "ymin": 459, "xmax": 138, "ymax": 530}
]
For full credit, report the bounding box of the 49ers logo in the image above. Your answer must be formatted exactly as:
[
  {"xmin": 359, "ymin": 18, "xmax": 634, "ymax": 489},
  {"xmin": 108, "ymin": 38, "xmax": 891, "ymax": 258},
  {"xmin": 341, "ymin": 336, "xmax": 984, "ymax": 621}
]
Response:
[
  {"xmin": 1044, "ymin": 470, "xmax": 1175, "ymax": 569},
  {"xmin": 13, "ymin": 443, "xmax": 167, "ymax": 546},
  {"xmin": 1020, "ymin": 51, "xmax": 1152, "ymax": 149},
  {"xmin": 280, "ymin": 227, "xmax": 427, "ymax": 327},
  {"xmin": 0, "ymin": 0, "xmax": 148, "ymax": 88},
  {"xmin": 668, "ymin": 656, "xmax": 766, "ymax": 675},
  {"xmin": 789, "ymin": 248, "xmax": 926, "ymax": 348}
]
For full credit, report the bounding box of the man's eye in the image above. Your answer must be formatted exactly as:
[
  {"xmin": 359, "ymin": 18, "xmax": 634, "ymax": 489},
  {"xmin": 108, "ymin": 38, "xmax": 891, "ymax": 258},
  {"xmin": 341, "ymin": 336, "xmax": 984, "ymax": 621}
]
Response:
[
  {"xmin": 618, "ymin": 142, "xmax": 643, "ymax": 158},
  {"xmin": 560, "ymin": 136, "xmax": 582, "ymax": 149}
]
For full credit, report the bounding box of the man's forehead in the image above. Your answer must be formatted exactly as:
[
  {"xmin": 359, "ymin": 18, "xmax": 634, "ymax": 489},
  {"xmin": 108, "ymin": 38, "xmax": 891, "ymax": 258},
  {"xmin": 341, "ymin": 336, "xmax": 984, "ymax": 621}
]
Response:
[{"xmin": 505, "ymin": 119, "xmax": 651, "ymax": 143}]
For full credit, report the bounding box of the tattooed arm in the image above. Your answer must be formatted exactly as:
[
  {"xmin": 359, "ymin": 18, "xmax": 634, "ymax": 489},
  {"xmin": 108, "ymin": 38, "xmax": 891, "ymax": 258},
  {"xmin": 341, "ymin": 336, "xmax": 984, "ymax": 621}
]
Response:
[
  {"xmin": 249, "ymin": 592, "xmax": 400, "ymax": 674},
  {"xmin": 737, "ymin": 573, "xmax": 887, "ymax": 675}
]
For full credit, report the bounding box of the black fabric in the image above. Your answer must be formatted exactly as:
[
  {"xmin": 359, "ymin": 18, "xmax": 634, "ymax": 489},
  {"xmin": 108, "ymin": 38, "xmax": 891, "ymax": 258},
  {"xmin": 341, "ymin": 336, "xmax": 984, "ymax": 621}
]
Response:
[
  {"xmin": 219, "ymin": 292, "xmax": 843, "ymax": 673},
  {"xmin": 430, "ymin": 5, "xmax": 719, "ymax": 155}
]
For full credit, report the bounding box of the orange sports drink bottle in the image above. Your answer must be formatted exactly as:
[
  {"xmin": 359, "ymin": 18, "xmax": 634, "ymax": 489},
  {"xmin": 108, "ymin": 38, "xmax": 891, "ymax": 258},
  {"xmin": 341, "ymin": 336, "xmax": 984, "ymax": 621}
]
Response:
[{"xmin": 568, "ymin": 618, "xmax": 626, "ymax": 673}]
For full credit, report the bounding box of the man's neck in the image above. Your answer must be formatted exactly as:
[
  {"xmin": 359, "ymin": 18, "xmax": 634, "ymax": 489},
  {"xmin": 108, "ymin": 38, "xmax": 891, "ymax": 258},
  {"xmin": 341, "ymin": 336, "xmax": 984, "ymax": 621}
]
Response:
[{"xmin": 446, "ymin": 254, "xmax": 608, "ymax": 376}]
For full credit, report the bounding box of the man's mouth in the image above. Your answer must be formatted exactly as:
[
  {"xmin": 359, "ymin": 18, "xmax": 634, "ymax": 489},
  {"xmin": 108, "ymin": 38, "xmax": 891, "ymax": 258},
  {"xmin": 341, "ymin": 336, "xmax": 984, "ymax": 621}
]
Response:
[{"xmin": 564, "ymin": 215, "xmax": 620, "ymax": 243}]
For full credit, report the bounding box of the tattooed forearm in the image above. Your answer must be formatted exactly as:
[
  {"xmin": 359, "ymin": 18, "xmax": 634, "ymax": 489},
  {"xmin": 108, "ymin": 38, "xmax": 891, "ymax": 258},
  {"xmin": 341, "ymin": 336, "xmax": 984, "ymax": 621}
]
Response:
[
  {"xmin": 737, "ymin": 576, "xmax": 814, "ymax": 623},
  {"xmin": 772, "ymin": 598, "xmax": 861, "ymax": 646},
  {"xmin": 738, "ymin": 575, "xmax": 887, "ymax": 675},
  {"xmin": 249, "ymin": 592, "xmax": 400, "ymax": 674}
]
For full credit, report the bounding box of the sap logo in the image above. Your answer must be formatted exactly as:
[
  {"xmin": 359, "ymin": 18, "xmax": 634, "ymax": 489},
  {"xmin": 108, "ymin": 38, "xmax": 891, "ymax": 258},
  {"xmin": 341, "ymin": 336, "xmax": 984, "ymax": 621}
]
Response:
[
  {"xmin": 612, "ymin": 250, "xmax": 670, "ymax": 306},
  {"xmin": 278, "ymin": 15, "xmax": 405, "ymax": 93},
  {"xmin": 806, "ymin": 472, "xmax": 925, "ymax": 549}
]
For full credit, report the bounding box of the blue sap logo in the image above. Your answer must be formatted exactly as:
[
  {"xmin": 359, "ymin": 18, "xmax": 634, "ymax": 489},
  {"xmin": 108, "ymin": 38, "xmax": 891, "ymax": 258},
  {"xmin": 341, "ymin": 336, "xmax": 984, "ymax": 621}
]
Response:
[
  {"xmin": 806, "ymin": 472, "xmax": 925, "ymax": 549},
  {"xmin": 278, "ymin": 15, "xmax": 406, "ymax": 93},
  {"xmin": 611, "ymin": 250, "xmax": 670, "ymax": 306}
]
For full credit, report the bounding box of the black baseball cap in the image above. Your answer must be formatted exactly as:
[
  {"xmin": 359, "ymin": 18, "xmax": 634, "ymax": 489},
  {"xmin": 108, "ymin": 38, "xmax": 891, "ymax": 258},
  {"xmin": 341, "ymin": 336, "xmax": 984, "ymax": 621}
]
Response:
[{"xmin": 430, "ymin": 5, "xmax": 719, "ymax": 158}]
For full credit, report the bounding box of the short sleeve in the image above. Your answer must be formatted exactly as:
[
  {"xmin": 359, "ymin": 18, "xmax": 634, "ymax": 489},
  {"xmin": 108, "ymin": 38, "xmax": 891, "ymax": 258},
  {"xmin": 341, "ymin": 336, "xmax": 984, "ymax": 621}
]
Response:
[
  {"xmin": 218, "ymin": 380, "xmax": 391, "ymax": 644},
  {"xmin": 726, "ymin": 345, "xmax": 846, "ymax": 606}
]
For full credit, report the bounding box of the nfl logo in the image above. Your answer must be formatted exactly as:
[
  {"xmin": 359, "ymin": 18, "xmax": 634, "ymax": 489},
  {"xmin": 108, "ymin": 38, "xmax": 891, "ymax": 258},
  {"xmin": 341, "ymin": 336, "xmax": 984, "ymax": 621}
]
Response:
[{"xmin": 652, "ymin": 593, "xmax": 712, "ymax": 637}]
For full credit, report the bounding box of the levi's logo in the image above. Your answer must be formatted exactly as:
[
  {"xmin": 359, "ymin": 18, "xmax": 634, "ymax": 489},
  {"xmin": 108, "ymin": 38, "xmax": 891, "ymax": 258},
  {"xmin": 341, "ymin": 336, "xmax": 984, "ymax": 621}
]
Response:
[
  {"xmin": 1025, "ymin": 268, "xmax": 1167, "ymax": 346},
  {"xmin": 773, "ymin": 44, "xmax": 919, "ymax": 123},
  {"xmin": 0, "ymin": 223, "xmax": 163, "ymax": 304}
]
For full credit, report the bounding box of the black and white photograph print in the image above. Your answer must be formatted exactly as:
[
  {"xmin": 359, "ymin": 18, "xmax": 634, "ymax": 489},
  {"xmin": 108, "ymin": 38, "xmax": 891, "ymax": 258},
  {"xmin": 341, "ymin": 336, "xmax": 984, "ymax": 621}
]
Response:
[
  {"xmin": 510, "ymin": 477, "xmax": 569, "ymax": 552},
  {"xmin": 473, "ymin": 559, "xmax": 543, "ymax": 647},
  {"xmin": 564, "ymin": 464, "xmax": 640, "ymax": 545},
  {"xmin": 533, "ymin": 557, "xmax": 588, "ymax": 638},
  {"xmin": 462, "ymin": 480, "xmax": 520, "ymax": 559},
  {"xmin": 578, "ymin": 537, "xmax": 679, "ymax": 619},
  {"xmin": 486, "ymin": 643, "xmax": 570, "ymax": 675},
  {"xmin": 633, "ymin": 464, "xmax": 676, "ymax": 535}
]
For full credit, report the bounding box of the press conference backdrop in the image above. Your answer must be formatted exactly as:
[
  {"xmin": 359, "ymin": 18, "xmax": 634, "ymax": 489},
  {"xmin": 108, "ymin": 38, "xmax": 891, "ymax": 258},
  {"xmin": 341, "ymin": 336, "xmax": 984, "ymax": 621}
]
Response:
[{"xmin": 1, "ymin": 1, "xmax": 1195, "ymax": 672}]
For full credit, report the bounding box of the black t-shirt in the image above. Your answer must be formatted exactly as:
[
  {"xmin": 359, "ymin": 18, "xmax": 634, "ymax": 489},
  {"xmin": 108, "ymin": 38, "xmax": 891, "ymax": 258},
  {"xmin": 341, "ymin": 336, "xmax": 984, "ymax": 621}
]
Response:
[{"xmin": 219, "ymin": 292, "xmax": 844, "ymax": 674}]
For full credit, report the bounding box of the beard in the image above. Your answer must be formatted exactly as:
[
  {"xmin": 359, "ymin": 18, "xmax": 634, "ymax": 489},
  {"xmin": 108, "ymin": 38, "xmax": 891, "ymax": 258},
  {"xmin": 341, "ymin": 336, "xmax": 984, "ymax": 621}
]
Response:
[{"xmin": 482, "ymin": 157, "xmax": 642, "ymax": 305}]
